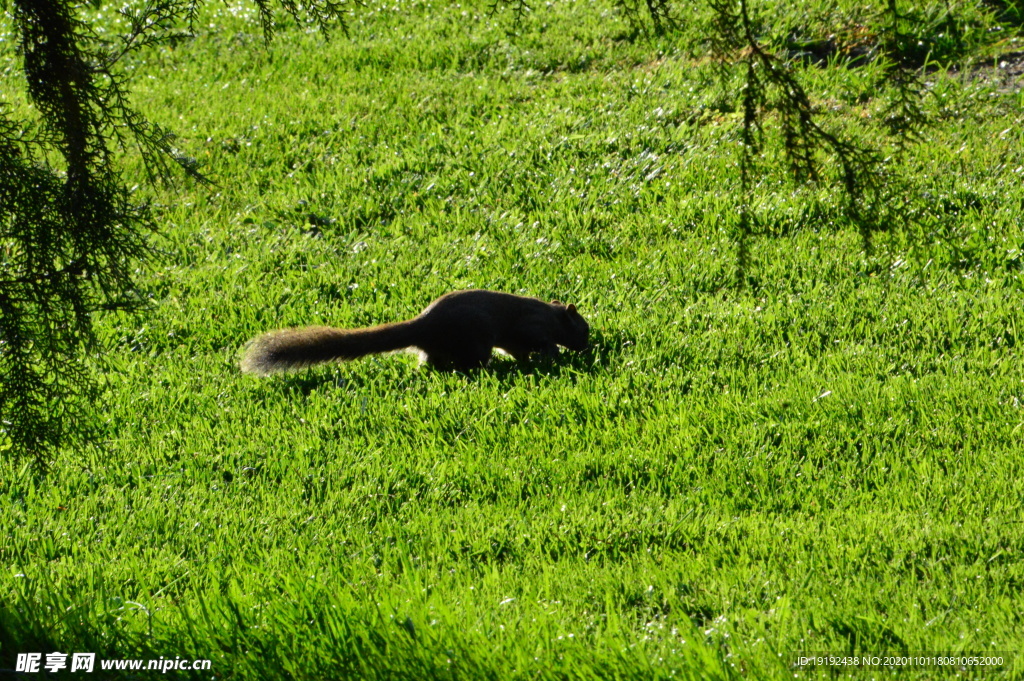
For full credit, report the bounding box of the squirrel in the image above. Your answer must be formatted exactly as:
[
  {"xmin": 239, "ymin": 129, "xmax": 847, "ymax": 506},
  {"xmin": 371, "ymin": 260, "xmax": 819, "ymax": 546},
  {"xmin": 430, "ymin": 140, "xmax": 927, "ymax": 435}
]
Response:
[{"xmin": 240, "ymin": 289, "xmax": 590, "ymax": 375}]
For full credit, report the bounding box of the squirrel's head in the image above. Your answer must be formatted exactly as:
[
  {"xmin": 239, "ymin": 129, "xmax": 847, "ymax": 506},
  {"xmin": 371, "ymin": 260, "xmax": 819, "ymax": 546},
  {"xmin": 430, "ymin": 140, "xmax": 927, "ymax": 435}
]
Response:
[{"xmin": 552, "ymin": 301, "xmax": 589, "ymax": 351}]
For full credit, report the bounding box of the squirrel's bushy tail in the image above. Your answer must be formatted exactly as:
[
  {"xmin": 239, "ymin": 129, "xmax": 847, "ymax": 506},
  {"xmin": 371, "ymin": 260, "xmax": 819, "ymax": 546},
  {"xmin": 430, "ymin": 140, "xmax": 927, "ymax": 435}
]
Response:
[{"xmin": 240, "ymin": 321, "xmax": 419, "ymax": 375}]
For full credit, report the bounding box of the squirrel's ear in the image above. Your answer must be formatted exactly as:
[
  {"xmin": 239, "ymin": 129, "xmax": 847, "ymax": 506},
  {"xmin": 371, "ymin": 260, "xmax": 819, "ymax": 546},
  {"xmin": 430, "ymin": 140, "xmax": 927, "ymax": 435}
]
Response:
[
  {"xmin": 551, "ymin": 299, "xmax": 562, "ymax": 306},
  {"xmin": 568, "ymin": 304, "xmax": 577, "ymax": 313}
]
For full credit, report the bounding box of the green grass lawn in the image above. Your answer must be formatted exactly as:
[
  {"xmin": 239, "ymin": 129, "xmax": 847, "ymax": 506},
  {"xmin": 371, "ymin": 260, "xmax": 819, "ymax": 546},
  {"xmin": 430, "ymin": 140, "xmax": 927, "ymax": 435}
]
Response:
[{"xmin": 3, "ymin": 0, "xmax": 1024, "ymax": 678}]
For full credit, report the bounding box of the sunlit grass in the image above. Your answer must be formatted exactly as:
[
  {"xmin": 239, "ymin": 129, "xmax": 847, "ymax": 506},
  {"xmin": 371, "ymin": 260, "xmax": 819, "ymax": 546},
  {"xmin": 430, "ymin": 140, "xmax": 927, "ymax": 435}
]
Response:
[{"xmin": 2, "ymin": 0, "xmax": 1024, "ymax": 678}]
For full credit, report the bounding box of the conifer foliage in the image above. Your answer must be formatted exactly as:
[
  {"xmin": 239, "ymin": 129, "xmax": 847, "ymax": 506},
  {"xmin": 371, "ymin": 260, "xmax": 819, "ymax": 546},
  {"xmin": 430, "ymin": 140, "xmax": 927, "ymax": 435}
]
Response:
[{"xmin": 0, "ymin": 0, "xmax": 348, "ymax": 467}]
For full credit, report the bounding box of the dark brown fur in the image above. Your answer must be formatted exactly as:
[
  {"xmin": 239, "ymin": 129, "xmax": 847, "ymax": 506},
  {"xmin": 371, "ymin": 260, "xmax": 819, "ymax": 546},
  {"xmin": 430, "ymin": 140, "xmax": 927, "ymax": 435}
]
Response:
[{"xmin": 240, "ymin": 289, "xmax": 589, "ymax": 375}]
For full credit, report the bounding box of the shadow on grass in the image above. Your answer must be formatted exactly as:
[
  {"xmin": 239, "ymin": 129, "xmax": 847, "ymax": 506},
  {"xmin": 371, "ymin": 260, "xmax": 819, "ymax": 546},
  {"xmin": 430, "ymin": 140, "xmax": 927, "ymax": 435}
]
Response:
[{"xmin": 486, "ymin": 328, "xmax": 628, "ymax": 381}]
